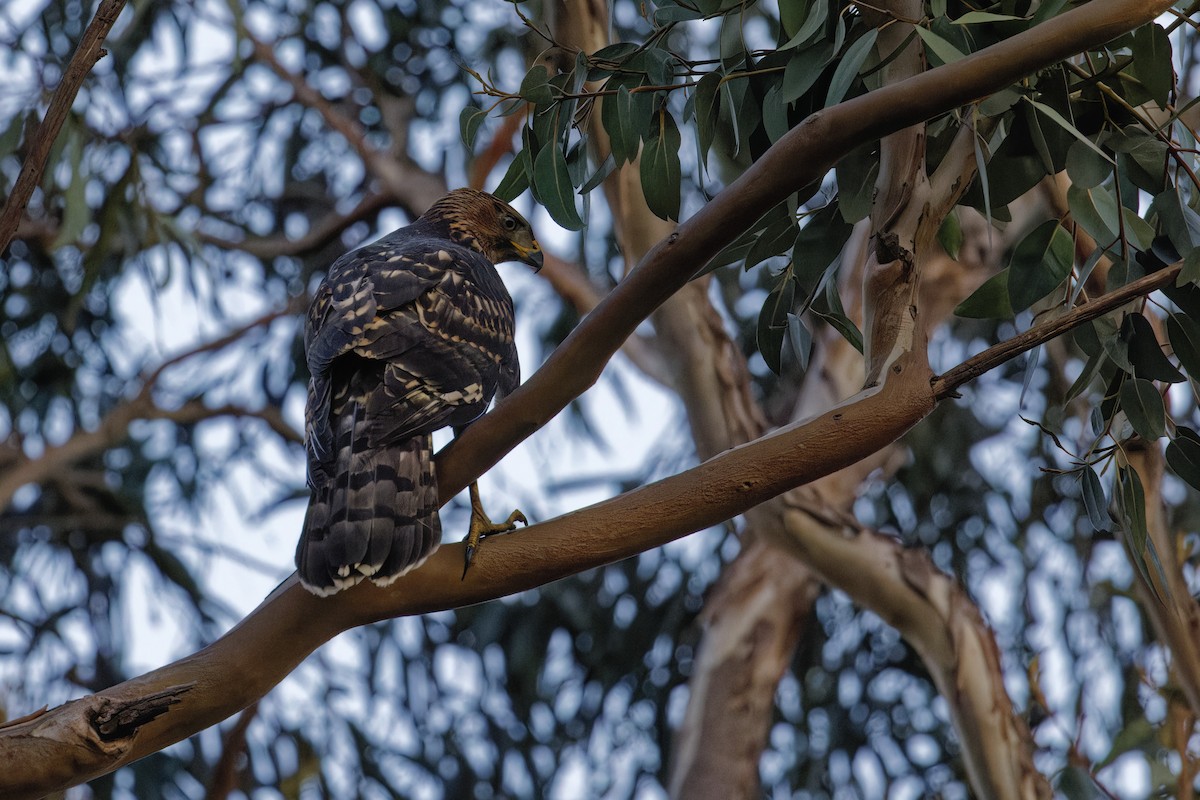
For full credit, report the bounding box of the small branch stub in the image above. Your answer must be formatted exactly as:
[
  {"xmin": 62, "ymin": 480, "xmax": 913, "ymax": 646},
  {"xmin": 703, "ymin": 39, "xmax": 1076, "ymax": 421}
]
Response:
[{"xmin": 93, "ymin": 684, "xmax": 195, "ymax": 742}]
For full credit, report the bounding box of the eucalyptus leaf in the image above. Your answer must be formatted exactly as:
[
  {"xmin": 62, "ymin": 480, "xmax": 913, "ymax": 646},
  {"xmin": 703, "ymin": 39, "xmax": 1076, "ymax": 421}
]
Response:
[
  {"xmin": 825, "ymin": 29, "xmax": 878, "ymax": 106},
  {"xmin": 1166, "ymin": 312, "xmax": 1200, "ymax": 377},
  {"xmin": 460, "ymin": 106, "xmax": 487, "ymax": 151},
  {"xmin": 782, "ymin": 43, "xmax": 835, "ymax": 104},
  {"xmin": 1118, "ymin": 378, "xmax": 1165, "ymax": 440},
  {"xmin": 1166, "ymin": 430, "xmax": 1200, "ymax": 492},
  {"xmin": 641, "ymin": 107, "xmax": 682, "ymax": 221},
  {"xmin": 1081, "ymin": 466, "xmax": 1110, "ymax": 532},
  {"xmin": 1065, "ymin": 138, "xmax": 1112, "ymax": 189},
  {"xmin": 1007, "ymin": 220, "xmax": 1073, "ymax": 313},
  {"xmin": 1126, "ymin": 312, "xmax": 1184, "ymax": 382},
  {"xmin": 1129, "ymin": 23, "xmax": 1173, "ymax": 108},
  {"xmin": 955, "ymin": 268, "xmax": 1014, "ymax": 319},
  {"xmin": 914, "ymin": 26, "xmax": 966, "ymax": 65},
  {"xmin": 533, "ymin": 143, "xmax": 583, "ymax": 230}
]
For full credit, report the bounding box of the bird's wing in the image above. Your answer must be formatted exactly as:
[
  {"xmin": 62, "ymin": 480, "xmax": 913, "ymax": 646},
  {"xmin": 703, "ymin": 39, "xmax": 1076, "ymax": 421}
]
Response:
[{"xmin": 306, "ymin": 236, "xmax": 518, "ymax": 464}]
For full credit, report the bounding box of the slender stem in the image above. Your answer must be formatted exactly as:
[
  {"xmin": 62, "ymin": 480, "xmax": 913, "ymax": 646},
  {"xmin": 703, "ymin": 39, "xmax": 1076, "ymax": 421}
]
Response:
[{"xmin": 932, "ymin": 262, "xmax": 1182, "ymax": 398}]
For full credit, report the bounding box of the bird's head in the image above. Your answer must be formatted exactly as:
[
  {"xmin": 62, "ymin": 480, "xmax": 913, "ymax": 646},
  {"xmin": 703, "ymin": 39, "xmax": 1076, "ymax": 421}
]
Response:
[{"xmin": 428, "ymin": 188, "xmax": 543, "ymax": 272}]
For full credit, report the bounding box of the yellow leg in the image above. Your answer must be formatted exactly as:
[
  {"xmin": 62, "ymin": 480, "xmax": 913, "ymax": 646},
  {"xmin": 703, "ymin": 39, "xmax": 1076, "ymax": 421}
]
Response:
[{"xmin": 462, "ymin": 481, "xmax": 527, "ymax": 579}]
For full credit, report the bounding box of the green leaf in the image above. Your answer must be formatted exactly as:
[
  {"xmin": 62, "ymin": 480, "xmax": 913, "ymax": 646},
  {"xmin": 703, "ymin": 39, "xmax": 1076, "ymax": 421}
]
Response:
[
  {"xmin": 492, "ymin": 154, "xmax": 529, "ymax": 202},
  {"xmin": 1179, "ymin": 248, "xmax": 1200, "ymax": 286},
  {"xmin": 519, "ymin": 65, "xmax": 554, "ymax": 106},
  {"xmin": 787, "ymin": 312, "xmax": 813, "ymax": 371},
  {"xmin": 744, "ymin": 212, "xmax": 798, "ymax": 271},
  {"xmin": 1081, "ymin": 466, "xmax": 1109, "ymax": 532},
  {"xmin": 1166, "ymin": 312, "xmax": 1200, "ymax": 377},
  {"xmin": 579, "ymin": 152, "xmax": 615, "ymax": 194},
  {"xmin": 951, "ymin": 10, "xmax": 1025, "ymax": 22},
  {"xmin": 814, "ymin": 279, "xmax": 863, "ymax": 353},
  {"xmin": 459, "ymin": 106, "xmax": 487, "ymax": 151},
  {"xmin": 762, "ymin": 85, "xmax": 789, "ymax": 143},
  {"xmin": 1065, "ymin": 138, "xmax": 1112, "ymax": 189},
  {"xmin": 693, "ymin": 71, "xmax": 723, "ymax": 162},
  {"xmin": 52, "ymin": 128, "xmax": 90, "ymax": 250},
  {"xmin": 914, "ymin": 26, "xmax": 966, "ymax": 65},
  {"xmin": 1167, "ymin": 429, "xmax": 1200, "ymax": 491},
  {"xmin": 780, "ymin": 0, "xmax": 828, "ymax": 50},
  {"xmin": 938, "ymin": 210, "xmax": 963, "ymax": 259},
  {"xmin": 1151, "ymin": 188, "xmax": 1200, "ymax": 256},
  {"xmin": 653, "ymin": 3, "xmax": 704, "ymax": 23},
  {"xmin": 533, "ymin": 143, "xmax": 583, "ymax": 230},
  {"xmin": 641, "ymin": 107, "xmax": 682, "ymax": 221},
  {"xmin": 757, "ymin": 275, "xmax": 796, "ymax": 374},
  {"xmin": 791, "ymin": 204, "xmax": 854, "ymax": 294},
  {"xmin": 825, "ymin": 29, "xmax": 878, "ymax": 106},
  {"xmin": 1025, "ymin": 98, "xmax": 1113, "ymax": 164},
  {"xmin": 782, "ymin": 43, "xmax": 835, "ymax": 104},
  {"xmin": 1007, "ymin": 220, "xmax": 1073, "ymax": 312},
  {"xmin": 955, "ymin": 268, "xmax": 1014, "ymax": 319},
  {"xmin": 1066, "ymin": 345, "xmax": 1105, "ymax": 402},
  {"xmin": 1118, "ymin": 378, "xmax": 1166, "ymax": 439},
  {"xmin": 1067, "ymin": 184, "xmax": 1120, "ymax": 248},
  {"xmin": 1129, "ymin": 23, "xmax": 1173, "ymax": 108},
  {"xmin": 1117, "ymin": 465, "xmax": 1149, "ymax": 558},
  {"xmin": 1110, "ymin": 128, "xmax": 1168, "ymax": 193},
  {"xmin": 1126, "ymin": 312, "xmax": 1185, "ymax": 382},
  {"xmin": 836, "ymin": 142, "xmax": 879, "ymax": 223},
  {"xmin": 1117, "ymin": 464, "xmax": 1171, "ymax": 603}
]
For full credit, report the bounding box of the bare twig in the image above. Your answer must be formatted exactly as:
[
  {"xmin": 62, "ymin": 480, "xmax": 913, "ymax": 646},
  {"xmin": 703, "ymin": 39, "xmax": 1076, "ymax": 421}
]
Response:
[{"xmin": 0, "ymin": 0, "xmax": 128, "ymax": 254}]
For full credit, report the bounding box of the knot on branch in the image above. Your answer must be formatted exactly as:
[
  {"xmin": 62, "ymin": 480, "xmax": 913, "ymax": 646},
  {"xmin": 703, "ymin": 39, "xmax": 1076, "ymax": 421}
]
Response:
[{"xmin": 91, "ymin": 684, "xmax": 195, "ymax": 742}]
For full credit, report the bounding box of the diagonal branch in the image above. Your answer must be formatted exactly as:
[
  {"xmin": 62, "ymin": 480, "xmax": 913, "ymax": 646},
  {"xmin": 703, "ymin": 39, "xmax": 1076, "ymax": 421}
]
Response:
[{"xmin": 0, "ymin": 0, "xmax": 128, "ymax": 254}]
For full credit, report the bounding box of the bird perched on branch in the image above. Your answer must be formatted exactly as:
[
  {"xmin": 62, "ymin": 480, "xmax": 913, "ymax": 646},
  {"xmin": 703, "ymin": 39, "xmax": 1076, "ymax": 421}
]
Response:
[{"xmin": 297, "ymin": 188, "xmax": 543, "ymax": 596}]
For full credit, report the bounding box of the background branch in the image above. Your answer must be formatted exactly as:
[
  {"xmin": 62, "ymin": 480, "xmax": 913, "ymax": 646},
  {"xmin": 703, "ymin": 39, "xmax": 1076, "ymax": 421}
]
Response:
[{"xmin": 0, "ymin": 0, "xmax": 128, "ymax": 254}]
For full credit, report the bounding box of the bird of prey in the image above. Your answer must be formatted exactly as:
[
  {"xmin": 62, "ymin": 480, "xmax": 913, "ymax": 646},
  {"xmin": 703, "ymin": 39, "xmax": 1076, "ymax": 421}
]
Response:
[{"xmin": 296, "ymin": 188, "xmax": 542, "ymax": 596}]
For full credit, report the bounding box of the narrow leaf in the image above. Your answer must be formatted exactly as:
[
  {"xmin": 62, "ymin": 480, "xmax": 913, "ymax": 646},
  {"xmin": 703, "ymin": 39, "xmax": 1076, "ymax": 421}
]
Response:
[
  {"xmin": 533, "ymin": 143, "xmax": 584, "ymax": 230},
  {"xmin": 1081, "ymin": 467, "xmax": 1109, "ymax": 532},
  {"xmin": 914, "ymin": 26, "xmax": 966, "ymax": 64},
  {"xmin": 825, "ymin": 29, "xmax": 878, "ymax": 106}
]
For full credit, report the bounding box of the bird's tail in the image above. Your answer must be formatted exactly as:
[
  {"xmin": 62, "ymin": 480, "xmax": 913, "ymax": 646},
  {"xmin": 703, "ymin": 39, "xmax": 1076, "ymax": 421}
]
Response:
[{"xmin": 297, "ymin": 418, "xmax": 441, "ymax": 596}]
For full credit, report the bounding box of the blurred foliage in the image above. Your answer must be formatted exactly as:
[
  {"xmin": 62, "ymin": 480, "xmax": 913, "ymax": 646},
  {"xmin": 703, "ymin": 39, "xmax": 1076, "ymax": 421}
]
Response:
[{"xmin": 3, "ymin": 0, "xmax": 1200, "ymax": 797}]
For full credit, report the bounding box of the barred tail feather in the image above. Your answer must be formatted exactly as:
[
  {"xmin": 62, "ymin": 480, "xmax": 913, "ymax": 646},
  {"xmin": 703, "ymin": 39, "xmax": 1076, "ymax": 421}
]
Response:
[{"xmin": 297, "ymin": 419, "xmax": 441, "ymax": 595}]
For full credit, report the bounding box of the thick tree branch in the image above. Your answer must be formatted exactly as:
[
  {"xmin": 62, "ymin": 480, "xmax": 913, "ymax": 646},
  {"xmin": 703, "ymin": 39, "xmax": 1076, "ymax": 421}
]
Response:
[{"xmin": 0, "ymin": 0, "xmax": 128, "ymax": 255}]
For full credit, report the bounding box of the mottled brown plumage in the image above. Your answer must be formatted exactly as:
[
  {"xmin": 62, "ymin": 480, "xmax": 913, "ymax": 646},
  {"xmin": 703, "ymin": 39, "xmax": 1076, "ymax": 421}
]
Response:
[{"xmin": 297, "ymin": 189, "xmax": 542, "ymax": 595}]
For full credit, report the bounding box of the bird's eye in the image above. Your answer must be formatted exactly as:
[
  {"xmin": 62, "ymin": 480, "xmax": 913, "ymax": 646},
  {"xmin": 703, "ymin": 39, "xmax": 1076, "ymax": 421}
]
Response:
[{"xmin": 502, "ymin": 215, "xmax": 518, "ymax": 231}]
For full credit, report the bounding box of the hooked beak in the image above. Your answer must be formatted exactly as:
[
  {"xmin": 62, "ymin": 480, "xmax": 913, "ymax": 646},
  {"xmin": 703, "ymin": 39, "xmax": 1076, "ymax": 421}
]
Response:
[{"xmin": 511, "ymin": 240, "xmax": 543, "ymax": 272}]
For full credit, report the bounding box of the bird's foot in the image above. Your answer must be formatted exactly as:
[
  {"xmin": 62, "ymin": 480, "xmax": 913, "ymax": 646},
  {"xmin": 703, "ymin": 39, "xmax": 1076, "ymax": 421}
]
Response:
[{"xmin": 462, "ymin": 482, "xmax": 527, "ymax": 579}]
